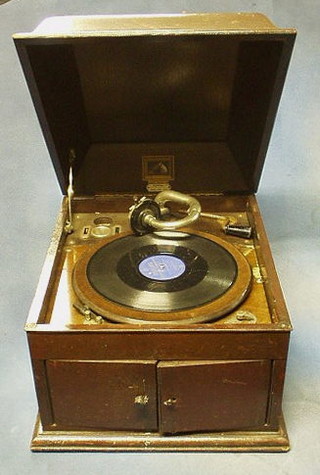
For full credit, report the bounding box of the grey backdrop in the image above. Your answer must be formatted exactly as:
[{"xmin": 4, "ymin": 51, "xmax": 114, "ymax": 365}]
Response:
[{"xmin": 1, "ymin": 1, "xmax": 319, "ymax": 474}]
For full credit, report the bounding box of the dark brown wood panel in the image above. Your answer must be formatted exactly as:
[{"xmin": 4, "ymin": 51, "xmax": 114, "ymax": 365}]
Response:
[
  {"xmin": 28, "ymin": 331, "xmax": 290, "ymax": 361},
  {"xmin": 265, "ymin": 359, "xmax": 288, "ymax": 429},
  {"xmin": 158, "ymin": 360, "xmax": 271, "ymax": 434},
  {"xmin": 31, "ymin": 360, "xmax": 54, "ymax": 427},
  {"xmin": 15, "ymin": 27, "xmax": 295, "ymax": 195},
  {"xmin": 249, "ymin": 195, "xmax": 291, "ymax": 326},
  {"xmin": 46, "ymin": 360, "xmax": 158, "ymax": 431}
]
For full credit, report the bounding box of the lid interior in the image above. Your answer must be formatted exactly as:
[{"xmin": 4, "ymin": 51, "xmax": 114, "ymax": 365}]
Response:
[{"xmin": 15, "ymin": 30, "xmax": 295, "ymax": 195}]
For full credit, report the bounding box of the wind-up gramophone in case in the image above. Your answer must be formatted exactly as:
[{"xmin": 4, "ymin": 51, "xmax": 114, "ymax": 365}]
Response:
[{"xmin": 14, "ymin": 13, "xmax": 295, "ymax": 451}]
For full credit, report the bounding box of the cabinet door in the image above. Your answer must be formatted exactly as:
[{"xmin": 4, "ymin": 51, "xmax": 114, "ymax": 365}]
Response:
[
  {"xmin": 158, "ymin": 360, "xmax": 271, "ymax": 434},
  {"xmin": 46, "ymin": 360, "xmax": 157, "ymax": 431}
]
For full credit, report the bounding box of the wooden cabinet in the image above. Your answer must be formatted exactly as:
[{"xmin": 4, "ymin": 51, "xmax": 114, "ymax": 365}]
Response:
[
  {"xmin": 43, "ymin": 358, "xmax": 275, "ymax": 435},
  {"xmin": 28, "ymin": 321, "xmax": 290, "ymax": 451},
  {"xmin": 27, "ymin": 267, "xmax": 291, "ymax": 453}
]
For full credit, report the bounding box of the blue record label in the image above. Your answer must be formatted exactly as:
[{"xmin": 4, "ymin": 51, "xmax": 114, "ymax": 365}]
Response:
[{"xmin": 138, "ymin": 254, "xmax": 186, "ymax": 281}]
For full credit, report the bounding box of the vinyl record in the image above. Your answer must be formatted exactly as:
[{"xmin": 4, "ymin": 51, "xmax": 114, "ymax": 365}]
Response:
[{"xmin": 73, "ymin": 231, "xmax": 252, "ymax": 324}]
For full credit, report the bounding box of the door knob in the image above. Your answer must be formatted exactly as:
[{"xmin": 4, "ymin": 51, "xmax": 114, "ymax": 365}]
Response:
[{"xmin": 163, "ymin": 397, "xmax": 177, "ymax": 407}]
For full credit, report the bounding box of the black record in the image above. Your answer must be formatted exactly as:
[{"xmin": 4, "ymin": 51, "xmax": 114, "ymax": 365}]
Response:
[{"xmin": 86, "ymin": 231, "xmax": 237, "ymax": 312}]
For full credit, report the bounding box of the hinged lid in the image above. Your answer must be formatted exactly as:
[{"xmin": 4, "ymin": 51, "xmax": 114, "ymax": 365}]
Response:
[{"xmin": 14, "ymin": 13, "xmax": 296, "ymax": 196}]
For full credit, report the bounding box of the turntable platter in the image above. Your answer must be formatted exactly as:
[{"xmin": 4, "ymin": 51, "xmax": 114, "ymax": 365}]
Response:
[{"xmin": 73, "ymin": 230, "xmax": 252, "ymax": 324}]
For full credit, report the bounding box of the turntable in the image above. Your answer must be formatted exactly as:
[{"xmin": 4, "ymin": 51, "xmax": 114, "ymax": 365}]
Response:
[
  {"xmin": 72, "ymin": 191, "xmax": 253, "ymax": 325},
  {"xmin": 14, "ymin": 13, "xmax": 296, "ymax": 452}
]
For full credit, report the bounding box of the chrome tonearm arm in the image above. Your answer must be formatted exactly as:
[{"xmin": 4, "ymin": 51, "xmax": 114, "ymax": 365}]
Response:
[
  {"xmin": 149, "ymin": 190, "xmax": 201, "ymax": 230},
  {"xmin": 129, "ymin": 190, "xmax": 201, "ymax": 235}
]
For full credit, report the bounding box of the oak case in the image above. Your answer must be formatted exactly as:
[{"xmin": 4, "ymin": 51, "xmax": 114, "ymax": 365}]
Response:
[{"xmin": 14, "ymin": 13, "xmax": 296, "ymax": 451}]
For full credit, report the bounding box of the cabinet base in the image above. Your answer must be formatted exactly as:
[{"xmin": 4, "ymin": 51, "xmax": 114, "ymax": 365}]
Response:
[{"xmin": 31, "ymin": 415, "xmax": 290, "ymax": 452}]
